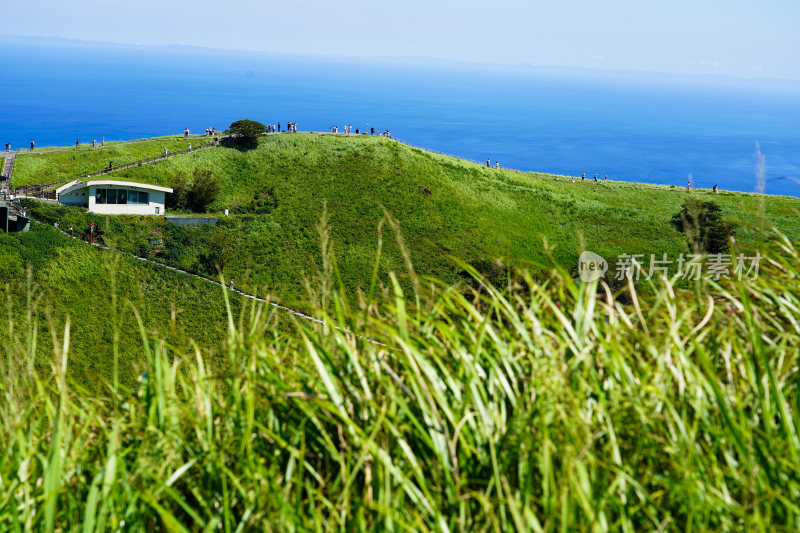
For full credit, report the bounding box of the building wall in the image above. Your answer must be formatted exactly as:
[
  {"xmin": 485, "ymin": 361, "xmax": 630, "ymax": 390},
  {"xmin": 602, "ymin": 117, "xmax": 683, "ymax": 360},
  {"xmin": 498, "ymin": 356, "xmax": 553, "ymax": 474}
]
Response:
[
  {"xmin": 87, "ymin": 185, "xmax": 166, "ymax": 215},
  {"xmin": 59, "ymin": 189, "xmax": 89, "ymax": 206},
  {"xmin": 165, "ymin": 216, "xmax": 218, "ymax": 226}
]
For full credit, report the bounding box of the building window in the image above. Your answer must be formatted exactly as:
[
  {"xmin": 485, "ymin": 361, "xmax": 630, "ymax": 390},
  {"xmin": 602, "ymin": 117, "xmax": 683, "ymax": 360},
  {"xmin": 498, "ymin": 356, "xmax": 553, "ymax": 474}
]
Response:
[
  {"xmin": 94, "ymin": 188, "xmax": 146, "ymax": 205},
  {"xmin": 129, "ymin": 191, "xmax": 149, "ymax": 205}
]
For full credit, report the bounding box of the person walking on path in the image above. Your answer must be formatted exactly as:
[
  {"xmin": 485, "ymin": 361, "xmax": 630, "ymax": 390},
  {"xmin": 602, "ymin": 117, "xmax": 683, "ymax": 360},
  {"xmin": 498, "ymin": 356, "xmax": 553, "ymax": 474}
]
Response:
[
  {"xmin": 92, "ymin": 138, "xmax": 97, "ymax": 148},
  {"xmin": 75, "ymin": 139, "xmax": 80, "ymax": 149},
  {"xmin": 486, "ymin": 158, "xmax": 491, "ymax": 167},
  {"xmin": 495, "ymin": 161, "xmax": 500, "ymax": 169},
  {"xmin": 713, "ymin": 184, "xmax": 719, "ymax": 194},
  {"xmin": 604, "ymin": 174, "xmax": 608, "ymax": 182},
  {"xmin": 581, "ymin": 172, "xmax": 586, "ymax": 181},
  {"xmin": 30, "ymin": 140, "xmax": 34, "ymax": 151},
  {"xmin": 229, "ymin": 279, "xmax": 234, "ymax": 291},
  {"xmin": 101, "ymin": 137, "xmax": 105, "ymax": 147},
  {"xmin": 4, "ymin": 142, "xmax": 9, "ymax": 152}
]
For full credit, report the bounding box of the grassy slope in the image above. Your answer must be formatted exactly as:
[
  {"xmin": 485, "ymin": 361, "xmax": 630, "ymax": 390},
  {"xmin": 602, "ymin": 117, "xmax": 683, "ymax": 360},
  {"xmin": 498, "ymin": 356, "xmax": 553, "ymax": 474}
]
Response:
[
  {"xmin": 11, "ymin": 135, "xmax": 208, "ymax": 186},
  {"xmin": 2, "ymin": 242, "xmax": 800, "ymax": 531},
  {"xmin": 0, "ymin": 224, "xmax": 240, "ymax": 388},
  {"xmin": 6, "ymin": 137, "xmax": 800, "ymax": 530},
  {"xmin": 28, "ymin": 133, "xmax": 800, "ymax": 307}
]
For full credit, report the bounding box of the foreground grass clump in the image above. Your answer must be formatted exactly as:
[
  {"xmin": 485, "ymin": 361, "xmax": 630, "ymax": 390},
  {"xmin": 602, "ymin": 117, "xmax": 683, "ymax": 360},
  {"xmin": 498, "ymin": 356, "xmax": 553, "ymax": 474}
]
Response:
[{"xmin": 2, "ymin": 232, "xmax": 799, "ymax": 531}]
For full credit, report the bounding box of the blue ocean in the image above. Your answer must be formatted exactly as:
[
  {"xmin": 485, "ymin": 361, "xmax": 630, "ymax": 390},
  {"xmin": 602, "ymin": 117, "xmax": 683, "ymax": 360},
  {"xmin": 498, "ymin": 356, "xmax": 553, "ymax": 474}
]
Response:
[{"xmin": 2, "ymin": 36, "xmax": 799, "ymax": 196}]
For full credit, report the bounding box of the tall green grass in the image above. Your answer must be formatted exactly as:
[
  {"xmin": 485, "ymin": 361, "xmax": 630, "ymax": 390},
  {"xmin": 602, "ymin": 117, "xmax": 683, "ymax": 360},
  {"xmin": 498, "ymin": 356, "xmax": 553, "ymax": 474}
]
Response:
[{"xmin": 2, "ymin": 222, "xmax": 799, "ymax": 531}]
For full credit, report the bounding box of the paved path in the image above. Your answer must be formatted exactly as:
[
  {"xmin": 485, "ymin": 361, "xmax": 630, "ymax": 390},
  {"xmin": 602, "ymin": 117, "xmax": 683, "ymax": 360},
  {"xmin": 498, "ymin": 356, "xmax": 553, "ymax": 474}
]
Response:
[{"xmin": 1, "ymin": 153, "xmax": 16, "ymax": 199}]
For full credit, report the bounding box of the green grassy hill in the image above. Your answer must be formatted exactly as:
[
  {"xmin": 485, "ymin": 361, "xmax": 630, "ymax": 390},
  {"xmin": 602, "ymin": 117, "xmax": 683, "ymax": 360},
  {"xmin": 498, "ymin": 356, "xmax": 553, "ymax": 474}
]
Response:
[
  {"xmin": 0, "ymin": 225, "xmax": 240, "ymax": 388},
  {"xmin": 5, "ymin": 133, "xmax": 800, "ymax": 530},
  {"xmin": 23, "ymin": 133, "xmax": 800, "ymax": 308},
  {"xmin": 11, "ymin": 135, "xmax": 208, "ymax": 187}
]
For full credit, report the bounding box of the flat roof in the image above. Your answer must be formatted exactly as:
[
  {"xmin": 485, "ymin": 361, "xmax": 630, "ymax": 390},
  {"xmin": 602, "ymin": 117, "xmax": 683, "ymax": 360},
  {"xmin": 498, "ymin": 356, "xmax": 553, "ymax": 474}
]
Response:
[{"xmin": 59, "ymin": 180, "xmax": 173, "ymax": 195}]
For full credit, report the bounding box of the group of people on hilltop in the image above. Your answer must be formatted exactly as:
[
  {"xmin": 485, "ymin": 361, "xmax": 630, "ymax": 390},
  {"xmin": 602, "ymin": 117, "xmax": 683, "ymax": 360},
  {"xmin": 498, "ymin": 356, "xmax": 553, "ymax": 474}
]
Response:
[
  {"xmin": 560, "ymin": 171, "xmax": 609, "ymax": 183},
  {"xmin": 688, "ymin": 179, "xmax": 721, "ymax": 193},
  {"xmin": 328, "ymin": 124, "xmax": 391, "ymax": 138},
  {"xmin": 578, "ymin": 172, "xmax": 608, "ymax": 183},
  {"xmin": 205, "ymin": 127, "xmax": 216, "ymax": 136},
  {"xmin": 5, "ymin": 138, "xmax": 111, "ymax": 152},
  {"xmin": 267, "ymin": 122, "xmax": 297, "ymax": 133},
  {"xmin": 69, "ymin": 137, "xmax": 105, "ymax": 149}
]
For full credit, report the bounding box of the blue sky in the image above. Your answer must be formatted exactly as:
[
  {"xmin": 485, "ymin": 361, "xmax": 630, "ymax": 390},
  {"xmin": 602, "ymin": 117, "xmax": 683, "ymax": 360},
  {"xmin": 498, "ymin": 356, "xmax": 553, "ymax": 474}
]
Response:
[{"xmin": 5, "ymin": 0, "xmax": 799, "ymax": 79}]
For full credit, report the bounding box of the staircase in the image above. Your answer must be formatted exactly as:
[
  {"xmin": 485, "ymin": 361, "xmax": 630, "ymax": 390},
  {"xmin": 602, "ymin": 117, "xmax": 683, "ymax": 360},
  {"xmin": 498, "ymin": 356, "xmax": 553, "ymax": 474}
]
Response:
[{"xmin": 1, "ymin": 153, "xmax": 15, "ymax": 199}]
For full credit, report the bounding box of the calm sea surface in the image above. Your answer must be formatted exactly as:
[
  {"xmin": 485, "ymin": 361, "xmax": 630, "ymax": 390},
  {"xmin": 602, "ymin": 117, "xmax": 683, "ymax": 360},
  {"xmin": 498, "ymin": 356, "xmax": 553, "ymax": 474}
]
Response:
[{"xmin": 2, "ymin": 37, "xmax": 798, "ymax": 196}]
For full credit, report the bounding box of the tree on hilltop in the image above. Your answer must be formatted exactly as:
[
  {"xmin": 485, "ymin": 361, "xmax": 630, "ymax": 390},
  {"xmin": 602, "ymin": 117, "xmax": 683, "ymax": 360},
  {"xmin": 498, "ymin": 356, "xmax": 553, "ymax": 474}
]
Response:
[{"xmin": 228, "ymin": 119, "xmax": 267, "ymax": 148}]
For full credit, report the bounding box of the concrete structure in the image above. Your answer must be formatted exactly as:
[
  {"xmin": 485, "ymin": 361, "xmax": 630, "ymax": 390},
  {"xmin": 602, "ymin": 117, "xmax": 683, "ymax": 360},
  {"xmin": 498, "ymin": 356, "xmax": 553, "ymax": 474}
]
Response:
[
  {"xmin": 0, "ymin": 201, "xmax": 30, "ymax": 233},
  {"xmin": 56, "ymin": 180, "xmax": 172, "ymax": 215},
  {"xmin": 165, "ymin": 216, "xmax": 218, "ymax": 227}
]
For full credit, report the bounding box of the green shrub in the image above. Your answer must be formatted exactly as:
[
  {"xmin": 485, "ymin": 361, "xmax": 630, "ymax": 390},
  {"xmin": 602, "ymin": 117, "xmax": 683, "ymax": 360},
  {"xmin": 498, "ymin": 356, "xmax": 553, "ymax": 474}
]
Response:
[
  {"xmin": 186, "ymin": 168, "xmax": 220, "ymax": 213},
  {"xmin": 671, "ymin": 196, "xmax": 736, "ymax": 253},
  {"xmin": 166, "ymin": 169, "xmax": 188, "ymax": 209}
]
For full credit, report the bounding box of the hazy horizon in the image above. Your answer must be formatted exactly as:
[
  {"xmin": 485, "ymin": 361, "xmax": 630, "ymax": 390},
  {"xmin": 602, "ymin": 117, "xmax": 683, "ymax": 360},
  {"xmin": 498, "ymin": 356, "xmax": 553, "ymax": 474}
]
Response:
[
  {"xmin": 3, "ymin": 33, "xmax": 800, "ymax": 92},
  {"xmin": 3, "ymin": 0, "xmax": 798, "ymax": 81},
  {"xmin": 2, "ymin": 34, "xmax": 798, "ymax": 197}
]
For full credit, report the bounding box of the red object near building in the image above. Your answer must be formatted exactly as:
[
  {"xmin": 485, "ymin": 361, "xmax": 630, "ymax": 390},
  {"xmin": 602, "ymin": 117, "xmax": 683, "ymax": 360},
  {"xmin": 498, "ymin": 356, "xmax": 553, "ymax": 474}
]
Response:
[{"xmin": 90, "ymin": 222, "xmax": 95, "ymax": 244}]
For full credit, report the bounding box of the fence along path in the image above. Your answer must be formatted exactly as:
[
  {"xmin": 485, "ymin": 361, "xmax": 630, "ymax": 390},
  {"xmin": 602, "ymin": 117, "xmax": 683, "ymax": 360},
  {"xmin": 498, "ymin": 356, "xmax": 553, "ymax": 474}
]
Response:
[
  {"xmin": 13, "ymin": 141, "xmax": 216, "ymax": 198},
  {"xmin": 29, "ymin": 216, "xmax": 388, "ymax": 347}
]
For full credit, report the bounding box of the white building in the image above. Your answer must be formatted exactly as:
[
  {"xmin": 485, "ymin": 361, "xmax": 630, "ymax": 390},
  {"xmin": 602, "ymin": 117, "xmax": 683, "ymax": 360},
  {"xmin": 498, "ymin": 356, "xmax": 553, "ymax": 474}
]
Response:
[{"xmin": 56, "ymin": 180, "xmax": 172, "ymax": 215}]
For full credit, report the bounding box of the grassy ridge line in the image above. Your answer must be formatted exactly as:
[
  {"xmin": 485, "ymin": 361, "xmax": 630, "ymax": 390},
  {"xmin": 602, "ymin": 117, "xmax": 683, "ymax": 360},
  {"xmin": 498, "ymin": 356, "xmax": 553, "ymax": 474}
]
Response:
[
  {"xmin": 2, "ymin": 231, "xmax": 799, "ymax": 530},
  {"xmin": 14, "ymin": 134, "xmax": 209, "ymax": 155},
  {"xmin": 0, "ymin": 224, "xmax": 243, "ymax": 388},
  {"xmin": 28, "ymin": 133, "xmax": 799, "ymax": 309},
  {"xmin": 15, "ymin": 131, "xmax": 799, "ymax": 198},
  {"xmin": 10, "ymin": 135, "xmax": 209, "ymax": 187}
]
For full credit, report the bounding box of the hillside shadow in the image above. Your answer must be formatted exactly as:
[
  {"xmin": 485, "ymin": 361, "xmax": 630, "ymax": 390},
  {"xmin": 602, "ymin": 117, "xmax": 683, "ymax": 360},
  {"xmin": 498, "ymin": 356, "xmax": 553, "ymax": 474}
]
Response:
[{"xmin": 220, "ymin": 136, "xmax": 259, "ymax": 152}]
